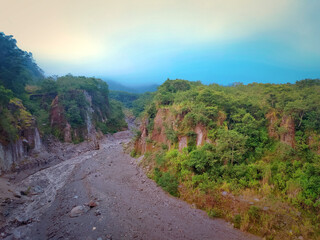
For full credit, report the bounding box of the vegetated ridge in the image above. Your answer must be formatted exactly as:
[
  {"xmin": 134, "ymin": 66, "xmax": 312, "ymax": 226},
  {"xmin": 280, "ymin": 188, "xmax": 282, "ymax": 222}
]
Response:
[
  {"xmin": 0, "ymin": 32, "xmax": 127, "ymax": 173},
  {"xmin": 134, "ymin": 79, "xmax": 320, "ymax": 239}
]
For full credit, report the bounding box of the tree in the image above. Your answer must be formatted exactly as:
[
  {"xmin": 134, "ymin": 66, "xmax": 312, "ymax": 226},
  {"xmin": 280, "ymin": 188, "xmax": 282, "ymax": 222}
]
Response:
[
  {"xmin": 216, "ymin": 129, "xmax": 247, "ymax": 165},
  {"xmin": 0, "ymin": 32, "xmax": 43, "ymax": 95}
]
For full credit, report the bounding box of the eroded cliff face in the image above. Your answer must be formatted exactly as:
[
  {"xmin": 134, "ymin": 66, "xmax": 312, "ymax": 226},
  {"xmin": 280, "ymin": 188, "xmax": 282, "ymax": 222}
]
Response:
[
  {"xmin": 280, "ymin": 115, "xmax": 295, "ymax": 148},
  {"xmin": 266, "ymin": 109, "xmax": 295, "ymax": 148},
  {"xmin": 136, "ymin": 106, "xmax": 305, "ymax": 155},
  {"xmin": 308, "ymin": 133, "xmax": 320, "ymax": 154},
  {"xmin": 0, "ymin": 99, "xmax": 43, "ymax": 173},
  {"xmin": 49, "ymin": 91, "xmax": 99, "ymax": 143},
  {"xmin": 135, "ymin": 108, "xmax": 210, "ymax": 154}
]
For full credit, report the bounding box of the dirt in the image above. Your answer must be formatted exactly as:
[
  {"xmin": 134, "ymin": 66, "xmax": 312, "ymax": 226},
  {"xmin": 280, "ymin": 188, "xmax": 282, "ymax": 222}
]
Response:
[{"xmin": 0, "ymin": 129, "xmax": 260, "ymax": 240}]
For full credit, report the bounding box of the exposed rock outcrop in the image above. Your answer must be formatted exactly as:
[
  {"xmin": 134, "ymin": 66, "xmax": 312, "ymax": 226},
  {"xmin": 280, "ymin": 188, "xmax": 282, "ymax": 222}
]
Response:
[
  {"xmin": 308, "ymin": 133, "xmax": 320, "ymax": 154},
  {"xmin": 0, "ymin": 99, "xmax": 43, "ymax": 173},
  {"xmin": 178, "ymin": 136, "xmax": 188, "ymax": 151},
  {"xmin": 195, "ymin": 124, "xmax": 209, "ymax": 147},
  {"xmin": 49, "ymin": 91, "xmax": 99, "ymax": 143},
  {"xmin": 135, "ymin": 108, "xmax": 211, "ymax": 154},
  {"xmin": 134, "ymin": 119, "xmax": 149, "ymax": 154},
  {"xmin": 280, "ymin": 115, "xmax": 295, "ymax": 148},
  {"xmin": 266, "ymin": 110, "xmax": 295, "ymax": 148}
]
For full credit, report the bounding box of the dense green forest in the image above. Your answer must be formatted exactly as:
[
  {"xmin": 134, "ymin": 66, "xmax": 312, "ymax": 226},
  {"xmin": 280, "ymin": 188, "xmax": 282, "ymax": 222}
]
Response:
[
  {"xmin": 135, "ymin": 79, "xmax": 320, "ymax": 239},
  {"xmin": 110, "ymin": 90, "xmax": 155, "ymax": 117},
  {"xmin": 0, "ymin": 32, "xmax": 126, "ymax": 144}
]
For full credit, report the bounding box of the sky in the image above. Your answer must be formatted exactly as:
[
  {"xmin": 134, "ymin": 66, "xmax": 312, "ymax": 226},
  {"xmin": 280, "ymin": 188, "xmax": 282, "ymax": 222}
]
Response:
[{"xmin": 0, "ymin": 0, "xmax": 320, "ymax": 86}]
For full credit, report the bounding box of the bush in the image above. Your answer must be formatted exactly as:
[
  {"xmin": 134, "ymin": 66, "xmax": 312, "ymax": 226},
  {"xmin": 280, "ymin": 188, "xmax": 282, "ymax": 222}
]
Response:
[
  {"xmin": 207, "ymin": 208, "xmax": 223, "ymax": 218},
  {"xmin": 234, "ymin": 214, "xmax": 242, "ymax": 229},
  {"xmin": 248, "ymin": 206, "xmax": 260, "ymax": 223},
  {"xmin": 154, "ymin": 169, "xmax": 179, "ymax": 197}
]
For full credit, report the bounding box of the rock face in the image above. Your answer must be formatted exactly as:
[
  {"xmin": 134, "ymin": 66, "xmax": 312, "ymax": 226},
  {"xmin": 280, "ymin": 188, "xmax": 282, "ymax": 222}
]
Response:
[
  {"xmin": 134, "ymin": 120, "xmax": 149, "ymax": 154},
  {"xmin": 49, "ymin": 91, "xmax": 99, "ymax": 143},
  {"xmin": 195, "ymin": 124, "xmax": 208, "ymax": 147},
  {"xmin": 135, "ymin": 108, "xmax": 210, "ymax": 154},
  {"xmin": 0, "ymin": 126, "xmax": 43, "ymax": 173},
  {"xmin": 308, "ymin": 133, "xmax": 320, "ymax": 154},
  {"xmin": 280, "ymin": 115, "xmax": 295, "ymax": 148},
  {"xmin": 0, "ymin": 99, "xmax": 43, "ymax": 173},
  {"xmin": 266, "ymin": 109, "xmax": 279, "ymax": 139},
  {"xmin": 178, "ymin": 136, "xmax": 188, "ymax": 151},
  {"xmin": 151, "ymin": 109, "xmax": 173, "ymax": 145},
  {"xmin": 0, "ymin": 131, "xmax": 42, "ymax": 172},
  {"xmin": 266, "ymin": 109, "xmax": 295, "ymax": 148}
]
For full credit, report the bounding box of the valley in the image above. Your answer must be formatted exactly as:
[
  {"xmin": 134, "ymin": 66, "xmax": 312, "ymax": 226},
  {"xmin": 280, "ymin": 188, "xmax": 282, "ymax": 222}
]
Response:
[{"xmin": 0, "ymin": 129, "xmax": 258, "ymax": 240}]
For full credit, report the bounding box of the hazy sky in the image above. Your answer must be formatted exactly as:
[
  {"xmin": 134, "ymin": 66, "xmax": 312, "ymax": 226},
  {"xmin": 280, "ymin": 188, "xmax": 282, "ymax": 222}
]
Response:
[{"xmin": 1, "ymin": 0, "xmax": 319, "ymax": 86}]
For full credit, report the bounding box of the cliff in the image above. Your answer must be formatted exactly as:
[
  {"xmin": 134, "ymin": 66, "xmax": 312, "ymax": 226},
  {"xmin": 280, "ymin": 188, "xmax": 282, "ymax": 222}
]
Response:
[
  {"xmin": 49, "ymin": 91, "xmax": 99, "ymax": 143},
  {"xmin": 0, "ymin": 99, "xmax": 42, "ymax": 173},
  {"xmin": 135, "ymin": 107, "xmax": 210, "ymax": 155}
]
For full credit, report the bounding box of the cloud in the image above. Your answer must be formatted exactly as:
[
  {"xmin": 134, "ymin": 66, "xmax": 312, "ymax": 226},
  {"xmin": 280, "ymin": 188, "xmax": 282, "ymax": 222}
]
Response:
[{"xmin": 0, "ymin": 0, "xmax": 319, "ymax": 79}]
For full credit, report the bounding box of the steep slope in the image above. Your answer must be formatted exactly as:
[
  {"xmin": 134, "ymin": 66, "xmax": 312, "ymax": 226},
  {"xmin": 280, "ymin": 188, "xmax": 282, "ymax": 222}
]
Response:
[
  {"xmin": 0, "ymin": 33, "xmax": 127, "ymax": 173},
  {"xmin": 134, "ymin": 79, "xmax": 320, "ymax": 239}
]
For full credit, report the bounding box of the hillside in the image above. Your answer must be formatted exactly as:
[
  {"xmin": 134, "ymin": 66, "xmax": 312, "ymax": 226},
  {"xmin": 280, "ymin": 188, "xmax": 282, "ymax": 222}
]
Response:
[
  {"xmin": 106, "ymin": 79, "xmax": 158, "ymax": 93},
  {"xmin": 0, "ymin": 33, "xmax": 126, "ymax": 173},
  {"xmin": 134, "ymin": 79, "xmax": 320, "ymax": 239}
]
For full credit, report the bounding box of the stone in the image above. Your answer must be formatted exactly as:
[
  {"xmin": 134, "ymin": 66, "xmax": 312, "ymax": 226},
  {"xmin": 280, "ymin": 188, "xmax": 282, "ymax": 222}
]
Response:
[
  {"xmin": 221, "ymin": 191, "xmax": 228, "ymax": 196},
  {"xmin": 106, "ymin": 234, "xmax": 113, "ymax": 240},
  {"xmin": 69, "ymin": 205, "xmax": 87, "ymax": 218},
  {"xmin": 14, "ymin": 192, "xmax": 22, "ymax": 198},
  {"xmin": 88, "ymin": 200, "xmax": 98, "ymax": 208},
  {"xmin": 33, "ymin": 185, "xmax": 44, "ymax": 194},
  {"xmin": 263, "ymin": 206, "xmax": 269, "ymax": 211},
  {"xmin": 13, "ymin": 229, "xmax": 22, "ymax": 239}
]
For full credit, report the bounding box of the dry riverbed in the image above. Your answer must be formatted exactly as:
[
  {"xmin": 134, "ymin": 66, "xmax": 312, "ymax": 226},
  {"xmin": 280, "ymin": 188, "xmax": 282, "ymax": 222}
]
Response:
[{"xmin": 0, "ymin": 130, "xmax": 259, "ymax": 240}]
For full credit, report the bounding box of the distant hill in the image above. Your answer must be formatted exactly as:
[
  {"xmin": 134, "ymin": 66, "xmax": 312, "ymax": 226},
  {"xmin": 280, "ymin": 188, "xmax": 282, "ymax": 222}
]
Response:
[{"xmin": 105, "ymin": 80, "xmax": 158, "ymax": 93}]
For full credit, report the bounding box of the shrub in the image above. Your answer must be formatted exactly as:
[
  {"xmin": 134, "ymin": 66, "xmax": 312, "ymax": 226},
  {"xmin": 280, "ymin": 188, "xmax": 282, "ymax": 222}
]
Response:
[
  {"xmin": 154, "ymin": 169, "xmax": 179, "ymax": 197},
  {"xmin": 248, "ymin": 206, "xmax": 260, "ymax": 223},
  {"xmin": 234, "ymin": 214, "xmax": 242, "ymax": 229},
  {"xmin": 208, "ymin": 208, "xmax": 223, "ymax": 218}
]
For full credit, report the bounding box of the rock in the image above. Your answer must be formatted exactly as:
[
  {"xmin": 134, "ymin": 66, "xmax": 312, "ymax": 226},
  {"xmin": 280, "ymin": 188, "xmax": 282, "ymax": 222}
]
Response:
[
  {"xmin": 33, "ymin": 185, "xmax": 44, "ymax": 194},
  {"xmin": 20, "ymin": 191, "xmax": 27, "ymax": 196},
  {"xmin": 254, "ymin": 198, "xmax": 260, "ymax": 202},
  {"xmin": 298, "ymin": 236, "xmax": 304, "ymax": 240},
  {"xmin": 221, "ymin": 191, "xmax": 228, "ymax": 196},
  {"xmin": 95, "ymin": 210, "xmax": 101, "ymax": 216},
  {"xmin": 15, "ymin": 215, "xmax": 32, "ymax": 224},
  {"xmin": 263, "ymin": 206, "xmax": 269, "ymax": 211},
  {"xmin": 97, "ymin": 238, "xmax": 103, "ymax": 240},
  {"xmin": 249, "ymin": 202, "xmax": 254, "ymax": 205},
  {"xmin": 106, "ymin": 234, "xmax": 112, "ymax": 240},
  {"xmin": 69, "ymin": 205, "xmax": 87, "ymax": 217},
  {"xmin": 88, "ymin": 200, "xmax": 98, "ymax": 208},
  {"xmin": 13, "ymin": 229, "xmax": 22, "ymax": 239},
  {"xmin": 14, "ymin": 192, "xmax": 22, "ymax": 198}
]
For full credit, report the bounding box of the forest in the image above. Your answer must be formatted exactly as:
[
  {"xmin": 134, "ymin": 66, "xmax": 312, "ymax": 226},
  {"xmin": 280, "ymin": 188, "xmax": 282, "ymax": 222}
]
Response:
[
  {"xmin": 134, "ymin": 79, "xmax": 320, "ymax": 239},
  {"xmin": 0, "ymin": 32, "xmax": 126, "ymax": 144}
]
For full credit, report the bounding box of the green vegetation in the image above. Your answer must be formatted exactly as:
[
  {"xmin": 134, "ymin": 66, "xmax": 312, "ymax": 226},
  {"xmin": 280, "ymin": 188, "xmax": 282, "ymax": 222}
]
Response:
[
  {"xmin": 110, "ymin": 90, "xmax": 155, "ymax": 117},
  {"xmin": 0, "ymin": 32, "xmax": 126, "ymax": 145},
  {"xmin": 137, "ymin": 79, "xmax": 320, "ymax": 239}
]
